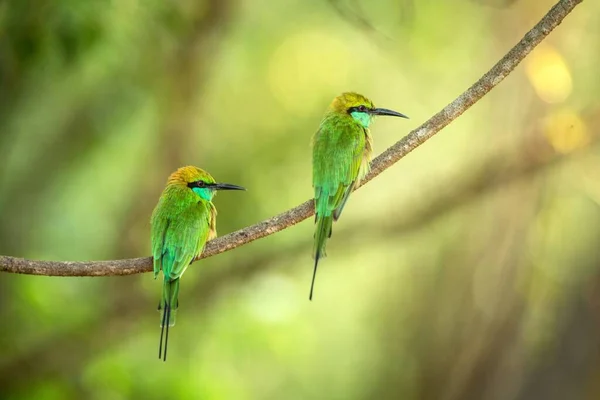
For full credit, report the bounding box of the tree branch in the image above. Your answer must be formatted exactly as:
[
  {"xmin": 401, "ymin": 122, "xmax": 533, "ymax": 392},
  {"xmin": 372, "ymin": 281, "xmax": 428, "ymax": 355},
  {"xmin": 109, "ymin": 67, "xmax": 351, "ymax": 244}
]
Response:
[
  {"xmin": 3, "ymin": 114, "xmax": 596, "ymax": 383},
  {"xmin": 0, "ymin": 0, "xmax": 584, "ymax": 277}
]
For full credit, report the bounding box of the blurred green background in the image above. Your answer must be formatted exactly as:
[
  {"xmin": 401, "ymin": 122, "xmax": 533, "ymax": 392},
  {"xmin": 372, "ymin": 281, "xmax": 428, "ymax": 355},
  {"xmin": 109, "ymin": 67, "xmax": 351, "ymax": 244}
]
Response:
[{"xmin": 1, "ymin": 0, "xmax": 600, "ymax": 399}]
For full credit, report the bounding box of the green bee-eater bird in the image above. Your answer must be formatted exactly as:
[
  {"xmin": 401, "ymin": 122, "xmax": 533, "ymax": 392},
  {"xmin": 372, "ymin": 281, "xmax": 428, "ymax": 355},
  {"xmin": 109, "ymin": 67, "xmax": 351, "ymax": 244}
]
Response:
[
  {"xmin": 151, "ymin": 165, "xmax": 245, "ymax": 361},
  {"xmin": 311, "ymin": 92, "xmax": 408, "ymax": 300}
]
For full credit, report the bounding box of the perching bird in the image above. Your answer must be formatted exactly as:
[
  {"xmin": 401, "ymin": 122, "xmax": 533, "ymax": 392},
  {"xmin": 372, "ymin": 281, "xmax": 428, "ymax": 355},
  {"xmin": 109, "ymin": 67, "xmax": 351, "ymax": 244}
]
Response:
[
  {"xmin": 311, "ymin": 92, "xmax": 408, "ymax": 300},
  {"xmin": 151, "ymin": 166, "xmax": 245, "ymax": 361}
]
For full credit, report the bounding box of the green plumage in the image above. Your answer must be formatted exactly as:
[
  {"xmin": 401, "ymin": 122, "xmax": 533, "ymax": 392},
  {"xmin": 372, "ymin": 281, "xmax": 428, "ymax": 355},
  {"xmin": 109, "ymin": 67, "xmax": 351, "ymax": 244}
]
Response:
[
  {"xmin": 310, "ymin": 92, "xmax": 408, "ymax": 300},
  {"xmin": 152, "ymin": 186, "xmax": 213, "ymax": 324},
  {"xmin": 313, "ymin": 113, "xmax": 369, "ymax": 255},
  {"xmin": 151, "ymin": 166, "xmax": 244, "ymax": 361}
]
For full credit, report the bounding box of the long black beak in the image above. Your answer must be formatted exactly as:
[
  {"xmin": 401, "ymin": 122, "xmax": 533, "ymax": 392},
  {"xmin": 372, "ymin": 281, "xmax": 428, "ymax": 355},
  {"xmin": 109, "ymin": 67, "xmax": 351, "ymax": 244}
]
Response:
[
  {"xmin": 214, "ymin": 183, "xmax": 246, "ymax": 191},
  {"xmin": 370, "ymin": 108, "xmax": 409, "ymax": 119}
]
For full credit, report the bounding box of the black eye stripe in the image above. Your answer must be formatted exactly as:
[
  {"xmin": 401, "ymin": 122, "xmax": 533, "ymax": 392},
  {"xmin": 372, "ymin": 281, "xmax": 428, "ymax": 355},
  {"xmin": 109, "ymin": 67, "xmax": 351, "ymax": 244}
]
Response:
[
  {"xmin": 347, "ymin": 105, "xmax": 369, "ymax": 114},
  {"xmin": 187, "ymin": 180, "xmax": 208, "ymax": 188}
]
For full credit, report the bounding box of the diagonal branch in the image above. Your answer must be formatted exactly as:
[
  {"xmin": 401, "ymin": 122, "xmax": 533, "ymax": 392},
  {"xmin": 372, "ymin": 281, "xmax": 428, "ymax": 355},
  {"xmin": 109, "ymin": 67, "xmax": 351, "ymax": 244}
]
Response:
[{"xmin": 0, "ymin": 0, "xmax": 584, "ymax": 277}]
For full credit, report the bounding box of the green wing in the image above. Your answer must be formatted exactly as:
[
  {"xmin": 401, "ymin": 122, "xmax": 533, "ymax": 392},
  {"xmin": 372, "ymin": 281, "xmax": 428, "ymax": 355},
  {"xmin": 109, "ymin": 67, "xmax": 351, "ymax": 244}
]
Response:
[
  {"xmin": 151, "ymin": 197, "xmax": 212, "ymax": 281},
  {"xmin": 312, "ymin": 117, "xmax": 365, "ymax": 219}
]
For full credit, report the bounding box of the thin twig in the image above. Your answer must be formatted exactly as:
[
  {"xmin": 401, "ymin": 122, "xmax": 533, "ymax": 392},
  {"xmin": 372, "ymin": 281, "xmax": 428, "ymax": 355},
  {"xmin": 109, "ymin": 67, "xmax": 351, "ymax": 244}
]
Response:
[{"xmin": 0, "ymin": 0, "xmax": 584, "ymax": 276}]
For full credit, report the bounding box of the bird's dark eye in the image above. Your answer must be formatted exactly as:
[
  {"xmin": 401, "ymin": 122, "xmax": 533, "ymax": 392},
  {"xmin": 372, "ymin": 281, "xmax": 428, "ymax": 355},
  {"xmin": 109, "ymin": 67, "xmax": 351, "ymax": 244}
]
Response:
[
  {"xmin": 358, "ymin": 105, "xmax": 368, "ymax": 112},
  {"xmin": 187, "ymin": 180, "xmax": 207, "ymax": 189}
]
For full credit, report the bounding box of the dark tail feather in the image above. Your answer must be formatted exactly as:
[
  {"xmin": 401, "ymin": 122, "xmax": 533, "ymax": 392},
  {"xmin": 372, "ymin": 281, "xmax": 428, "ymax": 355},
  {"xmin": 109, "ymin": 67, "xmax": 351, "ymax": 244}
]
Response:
[
  {"xmin": 158, "ymin": 279, "xmax": 179, "ymax": 362},
  {"xmin": 311, "ymin": 214, "xmax": 333, "ymax": 300},
  {"xmin": 158, "ymin": 301, "xmax": 163, "ymax": 359},
  {"xmin": 309, "ymin": 256, "xmax": 319, "ymax": 301},
  {"xmin": 163, "ymin": 305, "xmax": 171, "ymax": 361},
  {"xmin": 158, "ymin": 301, "xmax": 170, "ymax": 361}
]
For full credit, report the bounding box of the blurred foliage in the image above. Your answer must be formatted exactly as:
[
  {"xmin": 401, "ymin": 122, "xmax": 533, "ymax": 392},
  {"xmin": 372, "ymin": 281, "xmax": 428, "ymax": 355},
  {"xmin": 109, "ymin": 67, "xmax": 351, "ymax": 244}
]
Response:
[{"xmin": 1, "ymin": 0, "xmax": 600, "ymax": 399}]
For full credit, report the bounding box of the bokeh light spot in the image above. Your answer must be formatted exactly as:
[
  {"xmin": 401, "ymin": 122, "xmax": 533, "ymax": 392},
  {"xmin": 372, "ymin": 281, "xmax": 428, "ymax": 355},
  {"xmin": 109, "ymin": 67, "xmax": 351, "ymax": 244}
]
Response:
[
  {"xmin": 267, "ymin": 30, "xmax": 352, "ymax": 115},
  {"xmin": 543, "ymin": 109, "xmax": 589, "ymax": 154},
  {"xmin": 525, "ymin": 43, "xmax": 572, "ymax": 104}
]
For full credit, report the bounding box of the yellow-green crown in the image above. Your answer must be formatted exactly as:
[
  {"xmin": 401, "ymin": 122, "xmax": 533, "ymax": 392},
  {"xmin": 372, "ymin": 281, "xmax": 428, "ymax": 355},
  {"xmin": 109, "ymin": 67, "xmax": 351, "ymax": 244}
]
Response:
[
  {"xmin": 327, "ymin": 92, "xmax": 374, "ymax": 113},
  {"xmin": 167, "ymin": 166, "xmax": 216, "ymax": 186}
]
